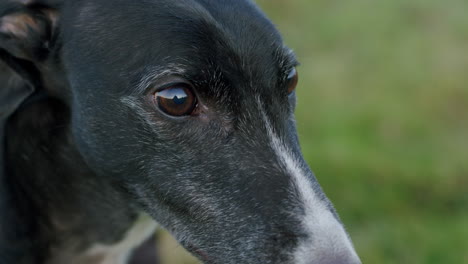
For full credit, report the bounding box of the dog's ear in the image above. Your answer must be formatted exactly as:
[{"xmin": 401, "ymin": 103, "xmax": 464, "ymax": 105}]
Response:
[
  {"xmin": 0, "ymin": 4, "xmax": 58, "ymax": 62},
  {"xmin": 0, "ymin": 2, "xmax": 59, "ymax": 86}
]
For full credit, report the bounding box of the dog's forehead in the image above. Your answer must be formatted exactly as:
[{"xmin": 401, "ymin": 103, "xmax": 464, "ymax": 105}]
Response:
[
  {"xmin": 75, "ymin": 0, "xmax": 282, "ymax": 47},
  {"xmin": 64, "ymin": 0, "xmax": 294, "ymax": 95}
]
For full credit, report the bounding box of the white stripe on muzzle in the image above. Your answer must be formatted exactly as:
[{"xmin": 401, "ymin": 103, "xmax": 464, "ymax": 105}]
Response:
[{"xmin": 258, "ymin": 100, "xmax": 360, "ymax": 264}]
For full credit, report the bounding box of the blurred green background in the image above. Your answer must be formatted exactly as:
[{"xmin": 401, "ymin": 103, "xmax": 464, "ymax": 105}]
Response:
[{"xmin": 156, "ymin": 0, "xmax": 468, "ymax": 263}]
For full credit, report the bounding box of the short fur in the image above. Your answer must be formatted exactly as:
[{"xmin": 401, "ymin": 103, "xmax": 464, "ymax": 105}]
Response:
[{"xmin": 0, "ymin": 1, "xmax": 361, "ymax": 263}]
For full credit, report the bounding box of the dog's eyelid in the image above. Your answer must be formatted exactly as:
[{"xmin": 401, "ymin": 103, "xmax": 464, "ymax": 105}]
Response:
[
  {"xmin": 134, "ymin": 64, "xmax": 189, "ymax": 94},
  {"xmin": 155, "ymin": 81, "xmax": 193, "ymax": 92},
  {"xmin": 288, "ymin": 61, "xmax": 300, "ymax": 71},
  {"xmin": 281, "ymin": 64, "xmax": 298, "ymax": 82},
  {"xmin": 280, "ymin": 59, "xmax": 299, "ymax": 78},
  {"xmin": 139, "ymin": 75, "xmax": 190, "ymax": 96},
  {"xmin": 281, "ymin": 47, "xmax": 299, "ymax": 66},
  {"xmin": 287, "ymin": 68, "xmax": 297, "ymax": 79}
]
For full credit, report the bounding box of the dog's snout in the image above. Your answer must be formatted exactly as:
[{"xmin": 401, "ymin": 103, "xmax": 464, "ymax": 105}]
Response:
[
  {"xmin": 292, "ymin": 211, "xmax": 361, "ymax": 264},
  {"xmin": 307, "ymin": 249, "xmax": 362, "ymax": 264}
]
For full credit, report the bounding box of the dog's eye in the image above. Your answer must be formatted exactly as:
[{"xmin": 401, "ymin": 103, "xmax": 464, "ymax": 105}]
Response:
[
  {"xmin": 287, "ymin": 68, "xmax": 298, "ymax": 95},
  {"xmin": 154, "ymin": 84, "xmax": 197, "ymax": 116}
]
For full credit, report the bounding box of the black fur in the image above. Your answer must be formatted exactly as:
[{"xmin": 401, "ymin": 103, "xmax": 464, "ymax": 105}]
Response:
[{"xmin": 0, "ymin": 1, "xmax": 360, "ymax": 263}]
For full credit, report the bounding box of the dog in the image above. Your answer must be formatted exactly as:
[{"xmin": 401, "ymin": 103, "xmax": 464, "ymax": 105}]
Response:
[{"xmin": 0, "ymin": 0, "xmax": 361, "ymax": 263}]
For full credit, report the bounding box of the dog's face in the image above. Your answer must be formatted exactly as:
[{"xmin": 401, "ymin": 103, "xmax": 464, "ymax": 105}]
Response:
[{"xmin": 1, "ymin": 0, "xmax": 360, "ymax": 263}]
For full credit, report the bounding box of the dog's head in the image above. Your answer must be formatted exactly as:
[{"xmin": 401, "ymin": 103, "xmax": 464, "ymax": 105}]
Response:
[{"xmin": 0, "ymin": 0, "xmax": 361, "ymax": 263}]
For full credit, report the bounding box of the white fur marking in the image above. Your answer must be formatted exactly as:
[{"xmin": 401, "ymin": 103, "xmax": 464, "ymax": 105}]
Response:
[
  {"xmin": 85, "ymin": 214, "xmax": 158, "ymax": 264},
  {"xmin": 258, "ymin": 99, "xmax": 360, "ymax": 263}
]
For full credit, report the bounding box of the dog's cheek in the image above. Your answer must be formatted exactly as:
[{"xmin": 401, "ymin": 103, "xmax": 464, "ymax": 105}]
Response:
[{"xmin": 69, "ymin": 101, "xmax": 150, "ymax": 178}]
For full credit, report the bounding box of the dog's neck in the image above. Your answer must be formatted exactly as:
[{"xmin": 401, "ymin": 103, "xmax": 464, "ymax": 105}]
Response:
[{"xmin": 1, "ymin": 92, "xmax": 153, "ymax": 264}]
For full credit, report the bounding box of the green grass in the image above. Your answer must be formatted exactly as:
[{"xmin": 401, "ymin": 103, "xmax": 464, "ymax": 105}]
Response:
[{"xmin": 257, "ymin": 0, "xmax": 468, "ymax": 263}]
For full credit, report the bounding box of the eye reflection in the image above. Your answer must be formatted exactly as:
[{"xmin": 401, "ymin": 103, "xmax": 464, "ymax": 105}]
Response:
[
  {"xmin": 154, "ymin": 85, "xmax": 197, "ymax": 116},
  {"xmin": 158, "ymin": 88, "xmax": 187, "ymax": 104}
]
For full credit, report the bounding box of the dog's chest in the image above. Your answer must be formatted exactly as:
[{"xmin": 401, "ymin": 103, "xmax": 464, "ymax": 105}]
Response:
[
  {"xmin": 85, "ymin": 214, "xmax": 158, "ymax": 264},
  {"xmin": 48, "ymin": 214, "xmax": 158, "ymax": 264}
]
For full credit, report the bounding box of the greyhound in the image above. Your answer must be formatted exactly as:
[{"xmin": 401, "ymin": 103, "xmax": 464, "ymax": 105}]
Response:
[{"xmin": 0, "ymin": 0, "xmax": 362, "ymax": 263}]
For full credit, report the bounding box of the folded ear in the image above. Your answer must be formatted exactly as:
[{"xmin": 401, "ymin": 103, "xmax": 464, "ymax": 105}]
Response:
[{"xmin": 0, "ymin": 5, "xmax": 58, "ymax": 62}]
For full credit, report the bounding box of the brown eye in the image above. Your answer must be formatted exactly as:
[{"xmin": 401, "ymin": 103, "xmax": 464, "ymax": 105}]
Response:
[
  {"xmin": 287, "ymin": 68, "xmax": 298, "ymax": 94},
  {"xmin": 154, "ymin": 84, "xmax": 197, "ymax": 116}
]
